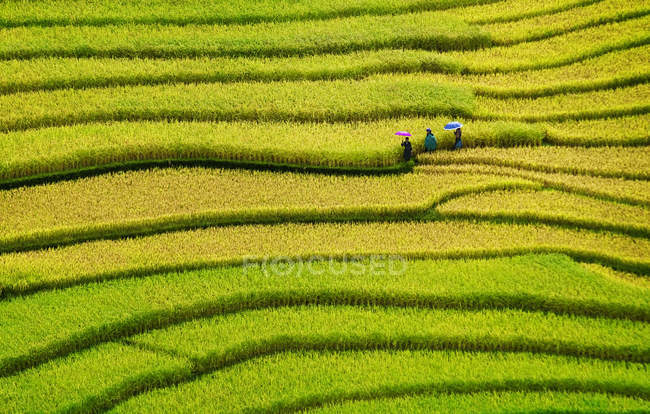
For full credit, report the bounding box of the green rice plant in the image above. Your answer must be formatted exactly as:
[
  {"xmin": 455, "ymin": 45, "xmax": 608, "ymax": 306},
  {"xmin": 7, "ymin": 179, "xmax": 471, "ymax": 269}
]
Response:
[
  {"xmin": 0, "ymin": 0, "xmax": 497, "ymax": 27},
  {"xmin": 3, "ymin": 254, "xmax": 647, "ymax": 377},
  {"xmin": 454, "ymin": 15, "xmax": 650, "ymax": 73},
  {"xmin": 423, "ymin": 46, "xmax": 650, "ymax": 99},
  {"xmin": 110, "ymin": 350, "xmax": 650, "ymax": 413},
  {"xmin": 0, "ymin": 119, "xmax": 544, "ymax": 184},
  {"xmin": 418, "ymin": 146, "xmax": 650, "ymax": 180},
  {"xmin": 0, "ymin": 221, "xmax": 648, "ymax": 295},
  {"xmin": 0, "ymin": 77, "xmax": 474, "ymax": 133},
  {"xmin": 312, "ymin": 391, "xmax": 650, "ymax": 413},
  {"xmin": 464, "ymin": 0, "xmax": 604, "ymax": 24},
  {"xmin": 130, "ymin": 306, "xmax": 650, "ymax": 363},
  {"xmin": 0, "ymin": 342, "xmax": 189, "ymax": 414},
  {"xmin": 480, "ymin": 0, "xmax": 650, "ymax": 45},
  {"xmin": 3, "ymin": 43, "xmax": 647, "ymax": 98},
  {"xmin": 436, "ymin": 188, "xmax": 650, "ymax": 237},
  {"xmin": 0, "ymin": 12, "xmax": 489, "ymax": 60},
  {"xmin": 0, "ymin": 168, "xmax": 535, "ymax": 252},
  {"xmin": 474, "ymin": 83, "xmax": 650, "ymax": 122},
  {"xmin": 0, "ymin": 50, "xmax": 463, "ymax": 95},
  {"xmin": 419, "ymin": 164, "xmax": 650, "ymax": 206}
]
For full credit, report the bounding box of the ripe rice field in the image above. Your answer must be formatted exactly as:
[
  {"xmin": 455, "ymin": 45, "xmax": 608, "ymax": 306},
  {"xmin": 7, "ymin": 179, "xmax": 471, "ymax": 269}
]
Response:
[{"xmin": 0, "ymin": 0, "xmax": 648, "ymax": 412}]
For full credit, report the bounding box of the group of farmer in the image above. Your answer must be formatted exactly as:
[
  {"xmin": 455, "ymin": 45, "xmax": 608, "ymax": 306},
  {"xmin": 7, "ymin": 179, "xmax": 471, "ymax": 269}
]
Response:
[{"xmin": 401, "ymin": 126, "xmax": 462, "ymax": 162}]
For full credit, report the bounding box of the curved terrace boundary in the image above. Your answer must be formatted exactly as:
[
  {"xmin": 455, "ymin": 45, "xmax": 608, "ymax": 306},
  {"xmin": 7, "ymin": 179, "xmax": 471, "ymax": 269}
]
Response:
[
  {"xmin": 2, "ymin": 301, "xmax": 647, "ymax": 379},
  {"xmin": 70, "ymin": 348, "xmax": 650, "ymax": 413},
  {"xmin": 1, "ymin": 247, "xmax": 648, "ymax": 301},
  {"xmin": 3, "ymin": 182, "xmax": 650, "ymax": 255}
]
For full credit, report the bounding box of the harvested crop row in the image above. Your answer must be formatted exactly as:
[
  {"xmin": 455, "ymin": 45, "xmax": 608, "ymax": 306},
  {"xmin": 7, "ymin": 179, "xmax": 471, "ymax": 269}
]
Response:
[
  {"xmin": 418, "ymin": 146, "xmax": 650, "ymax": 180},
  {"xmin": 0, "ymin": 342, "xmax": 189, "ymax": 414},
  {"xmin": 3, "ymin": 45, "xmax": 647, "ymax": 98},
  {"xmin": 0, "ymin": 0, "xmax": 498, "ymax": 27},
  {"xmin": 481, "ymin": 0, "xmax": 649, "ymax": 45},
  {"xmin": 0, "ymin": 12, "xmax": 489, "ymax": 61},
  {"xmin": 3, "ymin": 254, "xmax": 647, "ymax": 378},
  {"xmin": 130, "ymin": 306, "xmax": 650, "ymax": 363},
  {"xmin": 474, "ymin": 83, "xmax": 650, "ymax": 122},
  {"xmin": 111, "ymin": 350, "xmax": 650, "ymax": 413},
  {"xmin": 0, "ymin": 77, "xmax": 474, "ymax": 133},
  {"xmin": 454, "ymin": 15, "xmax": 650, "ymax": 73},
  {"xmin": 0, "ymin": 221, "xmax": 648, "ymax": 295},
  {"xmin": 420, "ymin": 164, "xmax": 650, "ymax": 206},
  {"xmin": 0, "ymin": 169, "xmax": 535, "ymax": 252},
  {"xmin": 436, "ymin": 188, "xmax": 650, "ymax": 237},
  {"xmin": 313, "ymin": 391, "xmax": 650, "ymax": 413}
]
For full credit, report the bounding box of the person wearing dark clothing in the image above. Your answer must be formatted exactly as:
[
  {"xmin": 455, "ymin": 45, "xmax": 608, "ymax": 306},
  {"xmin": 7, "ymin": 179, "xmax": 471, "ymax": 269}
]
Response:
[
  {"xmin": 401, "ymin": 137, "xmax": 412, "ymax": 161},
  {"xmin": 424, "ymin": 128, "xmax": 437, "ymax": 152},
  {"xmin": 454, "ymin": 128, "xmax": 462, "ymax": 150}
]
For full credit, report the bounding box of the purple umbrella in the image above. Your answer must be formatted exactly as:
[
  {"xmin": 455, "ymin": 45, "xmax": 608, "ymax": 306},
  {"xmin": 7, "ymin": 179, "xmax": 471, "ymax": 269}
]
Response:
[{"xmin": 395, "ymin": 131, "xmax": 412, "ymax": 136}]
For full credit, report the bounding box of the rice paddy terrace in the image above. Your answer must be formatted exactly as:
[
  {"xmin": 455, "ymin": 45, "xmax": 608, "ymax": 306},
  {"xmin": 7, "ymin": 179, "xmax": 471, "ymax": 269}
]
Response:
[{"xmin": 1, "ymin": 0, "xmax": 649, "ymax": 413}]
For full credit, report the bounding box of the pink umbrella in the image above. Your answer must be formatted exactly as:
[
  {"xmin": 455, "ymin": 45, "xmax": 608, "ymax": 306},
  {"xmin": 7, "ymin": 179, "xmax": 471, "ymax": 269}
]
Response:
[{"xmin": 395, "ymin": 131, "xmax": 412, "ymax": 136}]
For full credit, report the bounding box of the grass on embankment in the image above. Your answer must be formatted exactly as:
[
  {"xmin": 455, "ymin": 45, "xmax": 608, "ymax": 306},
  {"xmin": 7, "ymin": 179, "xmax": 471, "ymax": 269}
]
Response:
[
  {"xmin": 110, "ymin": 349, "xmax": 650, "ymax": 413},
  {"xmin": 0, "ymin": 169, "xmax": 536, "ymax": 253},
  {"xmin": 2, "ymin": 254, "xmax": 648, "ymax": 378},
  {"xmin": 0, "ymin": 221, "xmax": 648, "ymax": 296},
  {"xmin": 436, "ymin": 188, "xmax": 650, "ymax": 237}
]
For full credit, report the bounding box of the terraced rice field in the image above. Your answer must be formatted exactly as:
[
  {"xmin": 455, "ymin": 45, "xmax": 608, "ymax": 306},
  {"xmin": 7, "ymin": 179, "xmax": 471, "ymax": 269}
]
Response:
[{"xmin": 1, "ymin": 0, "xmax": 648, "ymax": 412}]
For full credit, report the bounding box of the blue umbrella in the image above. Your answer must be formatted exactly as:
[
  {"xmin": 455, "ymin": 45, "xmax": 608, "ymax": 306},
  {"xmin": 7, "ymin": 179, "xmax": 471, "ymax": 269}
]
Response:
[
  {"xmin": 394, "ymin": 131, "xmax": 412, "ymax": 136},
  {"xmin": 444, "ymin": 122, "xmax": 463, "ymax": 130}
]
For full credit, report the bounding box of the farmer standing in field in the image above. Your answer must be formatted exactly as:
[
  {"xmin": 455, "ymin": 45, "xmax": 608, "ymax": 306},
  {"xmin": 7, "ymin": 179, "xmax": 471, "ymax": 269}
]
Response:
[
  {"xmin": 424, "ymin": 128, "xmax": 437, "ymax": 152},
  {"xmin": 454, "ymin": 127, "xmax": 462, "ymax": 150},
  {"xmin": 401, "ymin": 137, "xmax": 412, "ymax": 161}
]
